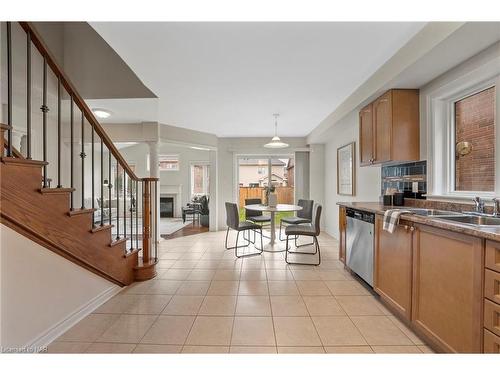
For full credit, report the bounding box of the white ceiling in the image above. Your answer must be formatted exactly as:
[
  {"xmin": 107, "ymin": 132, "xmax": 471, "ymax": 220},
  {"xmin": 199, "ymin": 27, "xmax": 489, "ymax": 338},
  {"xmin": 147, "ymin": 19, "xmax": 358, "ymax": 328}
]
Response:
[{"xmin": 90, "ymin": 22, "xmax": 425, "ymax": 137}]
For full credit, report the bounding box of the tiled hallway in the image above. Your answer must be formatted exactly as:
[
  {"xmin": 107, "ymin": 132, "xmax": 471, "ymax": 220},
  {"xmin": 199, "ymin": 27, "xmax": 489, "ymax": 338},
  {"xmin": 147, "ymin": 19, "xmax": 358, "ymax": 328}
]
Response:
[{"xmin": 48, "ymin": 231, "xmax": 432, "ymax": 353}]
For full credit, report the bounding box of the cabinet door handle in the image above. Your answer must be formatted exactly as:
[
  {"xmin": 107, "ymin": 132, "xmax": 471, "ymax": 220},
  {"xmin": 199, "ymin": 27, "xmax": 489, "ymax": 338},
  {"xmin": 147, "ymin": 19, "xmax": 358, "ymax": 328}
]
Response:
[
  {"xmin": 410, "ymin": 226, "xmax": 415, "ymax": 232},
  {"xmin": 379, "ymin": 98, "xmax": 388, "ymax": 103}
]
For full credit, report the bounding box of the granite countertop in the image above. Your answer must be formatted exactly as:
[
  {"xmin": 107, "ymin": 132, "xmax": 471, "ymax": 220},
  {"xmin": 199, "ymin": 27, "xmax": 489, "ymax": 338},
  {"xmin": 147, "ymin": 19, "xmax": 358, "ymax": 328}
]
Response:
[{"xmin": 337, "ymin": 201, "xmax": 500, "ymax": 242}]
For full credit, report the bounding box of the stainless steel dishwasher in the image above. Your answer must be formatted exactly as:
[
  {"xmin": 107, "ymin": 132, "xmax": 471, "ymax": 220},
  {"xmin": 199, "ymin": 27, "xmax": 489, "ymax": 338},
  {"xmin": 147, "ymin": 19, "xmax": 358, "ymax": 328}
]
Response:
[{"xmin": 345, "ymin": 208, "xmax": 375, "ymax": 287}]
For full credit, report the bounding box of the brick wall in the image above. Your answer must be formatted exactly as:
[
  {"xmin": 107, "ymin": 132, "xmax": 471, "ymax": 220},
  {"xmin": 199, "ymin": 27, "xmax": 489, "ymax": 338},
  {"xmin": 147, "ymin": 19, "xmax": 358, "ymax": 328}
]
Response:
[{"xmin": 455, "ymin": 86, "xmax": 496, "ymax": 191}]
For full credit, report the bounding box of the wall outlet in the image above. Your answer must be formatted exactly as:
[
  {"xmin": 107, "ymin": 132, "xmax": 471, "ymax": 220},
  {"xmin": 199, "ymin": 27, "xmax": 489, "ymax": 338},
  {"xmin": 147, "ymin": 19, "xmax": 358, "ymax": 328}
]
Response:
[{"xmin": 412, "ymin": 182, "xmax": 419, "ymax": 193}]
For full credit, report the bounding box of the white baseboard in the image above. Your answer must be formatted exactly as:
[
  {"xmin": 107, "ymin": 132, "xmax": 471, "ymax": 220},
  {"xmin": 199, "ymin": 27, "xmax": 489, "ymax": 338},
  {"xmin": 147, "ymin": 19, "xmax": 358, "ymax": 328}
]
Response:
[{"xmin": 26, "ymin": 285, "xmax": 122, "ymax": 352}]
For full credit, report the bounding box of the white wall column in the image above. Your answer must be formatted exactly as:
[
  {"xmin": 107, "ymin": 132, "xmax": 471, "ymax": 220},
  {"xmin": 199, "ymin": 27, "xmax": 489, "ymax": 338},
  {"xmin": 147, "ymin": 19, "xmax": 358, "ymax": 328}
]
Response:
[{"xmin": 209, "ymin": 149, "xmax": 218, "ymax": 231}]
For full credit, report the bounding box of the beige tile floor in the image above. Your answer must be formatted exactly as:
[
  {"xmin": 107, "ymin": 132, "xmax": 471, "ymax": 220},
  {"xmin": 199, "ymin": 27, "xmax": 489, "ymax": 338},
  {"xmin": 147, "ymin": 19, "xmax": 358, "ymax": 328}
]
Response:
[{"xmin": 48, "ymin": 230, "xmax": 433, "ymax": 354}]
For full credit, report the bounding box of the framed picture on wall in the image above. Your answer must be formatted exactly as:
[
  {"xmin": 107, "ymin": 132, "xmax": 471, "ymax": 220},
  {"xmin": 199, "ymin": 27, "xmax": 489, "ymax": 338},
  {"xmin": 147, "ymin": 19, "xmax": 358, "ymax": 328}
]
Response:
[{"xmin": 337, "ymin": 142, "xmax": 355, "ymax": 196}]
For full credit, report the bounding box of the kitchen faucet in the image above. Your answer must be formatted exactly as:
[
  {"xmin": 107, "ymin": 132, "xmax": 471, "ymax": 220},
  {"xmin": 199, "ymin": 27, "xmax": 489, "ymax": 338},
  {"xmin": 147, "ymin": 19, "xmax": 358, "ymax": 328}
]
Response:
[
  {"xmin": 493, "ymin": 198, "xmax": 500, "ymax": 217},
  {"xmin": 472, "ymin": 197, "xmax": 485, "ymax": 214}
]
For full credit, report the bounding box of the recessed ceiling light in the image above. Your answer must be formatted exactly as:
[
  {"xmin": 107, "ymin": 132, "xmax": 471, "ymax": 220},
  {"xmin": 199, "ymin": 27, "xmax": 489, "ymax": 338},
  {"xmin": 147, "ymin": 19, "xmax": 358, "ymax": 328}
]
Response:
[{"xmin": 92, "ymin": 108, "xmax": 112, "ymax": 119}]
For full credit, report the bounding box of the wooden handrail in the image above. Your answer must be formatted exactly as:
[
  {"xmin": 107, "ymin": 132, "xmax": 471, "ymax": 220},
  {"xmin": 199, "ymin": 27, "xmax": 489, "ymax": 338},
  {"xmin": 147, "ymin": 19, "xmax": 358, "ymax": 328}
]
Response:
[{"xmin": 18, "ymin": 22, "xmax": 140, "ymax": 181}]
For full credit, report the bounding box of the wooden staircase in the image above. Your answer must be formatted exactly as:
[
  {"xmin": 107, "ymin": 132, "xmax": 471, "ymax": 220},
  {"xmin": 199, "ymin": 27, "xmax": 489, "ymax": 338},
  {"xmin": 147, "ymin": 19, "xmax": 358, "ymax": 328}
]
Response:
[{"xmin": 0, "ymin": 23, "xmax": 159, "ymax": 286}]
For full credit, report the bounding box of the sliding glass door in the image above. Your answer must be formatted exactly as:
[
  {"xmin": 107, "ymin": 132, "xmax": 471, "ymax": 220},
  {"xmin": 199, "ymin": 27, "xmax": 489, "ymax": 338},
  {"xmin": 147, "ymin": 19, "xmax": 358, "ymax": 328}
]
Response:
[{"xmin": 237, "ymin": 155, "xmax": 294, "ymax": 224}]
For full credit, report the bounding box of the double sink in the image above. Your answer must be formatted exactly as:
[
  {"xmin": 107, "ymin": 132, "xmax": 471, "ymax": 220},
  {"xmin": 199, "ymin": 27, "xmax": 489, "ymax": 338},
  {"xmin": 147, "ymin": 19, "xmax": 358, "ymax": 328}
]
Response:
[{"xmin": 403, "ymin": 208, "xmax": 500, "ymax": 227}]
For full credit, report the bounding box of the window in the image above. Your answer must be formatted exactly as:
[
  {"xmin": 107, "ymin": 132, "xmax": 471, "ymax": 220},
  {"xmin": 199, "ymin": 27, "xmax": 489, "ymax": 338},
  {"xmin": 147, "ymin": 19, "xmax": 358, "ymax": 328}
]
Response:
[
  {"xmin": 426, "ymin": 67, "xmax": 499, "ymax": 199},
  {"xmin": 257, "ymin": 166, "xmax": 266, "ymax": 175},
  {"xmin": 191, "ymin": 164, "xmax": 210, "ymax": 197},
  {"xmin": 159, "ymin": 155, "xmax": 179, "ymax": 171},
  {"xmin": 454, "ymin": 87, "xmax": 496, "ymax": 192}
]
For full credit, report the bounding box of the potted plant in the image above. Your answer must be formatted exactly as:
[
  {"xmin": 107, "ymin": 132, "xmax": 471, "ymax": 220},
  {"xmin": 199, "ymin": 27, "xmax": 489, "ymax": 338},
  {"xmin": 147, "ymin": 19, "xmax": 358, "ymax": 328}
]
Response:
[{"xmin": 199, "ymin": 195, "xmax": 210, "ymax": 227}]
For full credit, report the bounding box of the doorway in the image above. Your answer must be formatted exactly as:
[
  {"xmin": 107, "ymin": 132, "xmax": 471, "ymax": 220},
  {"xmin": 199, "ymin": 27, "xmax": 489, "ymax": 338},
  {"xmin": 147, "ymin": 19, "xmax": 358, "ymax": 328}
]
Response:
[{"xmin": 236, "ymin": 155, "xmax": 295, "ymax": 224}]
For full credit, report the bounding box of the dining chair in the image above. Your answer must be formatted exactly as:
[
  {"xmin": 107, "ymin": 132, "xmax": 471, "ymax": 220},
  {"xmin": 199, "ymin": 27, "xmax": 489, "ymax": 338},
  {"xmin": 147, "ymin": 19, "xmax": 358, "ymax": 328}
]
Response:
[
  {"xmin": 224, "ymin": 202, "xmax": 263, "ymax": 258},
  {"xmin": 284, "ymin": 204, "xmax": 322, "ymax": 266},
  {"xmin": 245, "ymin": 198, "xmax": 272, "ymax": 239},
  {"xmin": 279, "ymin": 199, "xmax": 314, "ymax": 245}
]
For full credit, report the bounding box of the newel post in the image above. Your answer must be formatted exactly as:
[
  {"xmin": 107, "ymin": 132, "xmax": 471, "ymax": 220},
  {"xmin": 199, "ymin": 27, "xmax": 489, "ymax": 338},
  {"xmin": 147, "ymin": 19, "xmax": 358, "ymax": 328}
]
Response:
[{"xmin": 134, "ymin": 177, "xmax": 159, "ymax": 281}]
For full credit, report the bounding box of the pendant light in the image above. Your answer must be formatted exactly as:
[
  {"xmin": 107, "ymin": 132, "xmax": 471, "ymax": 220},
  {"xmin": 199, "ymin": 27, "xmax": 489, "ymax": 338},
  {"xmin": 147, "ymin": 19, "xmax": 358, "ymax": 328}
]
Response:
[{"xmin": 264, "ymin": 113, "xmax": 289, "ymax": 149}]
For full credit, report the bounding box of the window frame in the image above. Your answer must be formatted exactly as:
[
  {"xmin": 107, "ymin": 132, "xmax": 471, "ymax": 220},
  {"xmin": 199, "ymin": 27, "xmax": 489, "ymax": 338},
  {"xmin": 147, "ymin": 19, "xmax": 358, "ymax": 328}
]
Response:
[
  {"xmin": 190, "ymin": 162, "xmax": 210, "ymax": 198},
  {"xmin": 426, "ymin": 66, "xmax": 500, "ymax": 201},
  {"xmin": 447, "ymin": 82, "xmax": 497, "ymax": 195},
  {"xmin": 158, "ymin": 154, "xmax": 180, "ymax": 172}
]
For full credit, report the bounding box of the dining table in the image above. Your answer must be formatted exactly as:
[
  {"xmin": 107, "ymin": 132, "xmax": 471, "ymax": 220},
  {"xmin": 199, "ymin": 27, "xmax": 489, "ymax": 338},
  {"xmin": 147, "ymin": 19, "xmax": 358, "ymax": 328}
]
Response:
[{"xmin": 243, "ymin": 203, "xmax": 303, "ymax": 252}]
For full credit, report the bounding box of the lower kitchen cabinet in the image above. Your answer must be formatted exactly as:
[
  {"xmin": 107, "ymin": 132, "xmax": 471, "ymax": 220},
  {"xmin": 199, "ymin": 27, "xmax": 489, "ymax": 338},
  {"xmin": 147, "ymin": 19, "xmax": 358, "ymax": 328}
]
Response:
[
  {"xmin": 411, "ymin": 224, "xmax": 484, "ymax": 353},
  {"xmin": 374, "ymin": 215, "xmax": 413, "ymax": 321},
  {"xmin": 339, "ymin": 206, "xmax": 346, "ymax": 264},
  {"xmin": 483, "ymin": 329, "xmax": 500, "ymax": 353}
]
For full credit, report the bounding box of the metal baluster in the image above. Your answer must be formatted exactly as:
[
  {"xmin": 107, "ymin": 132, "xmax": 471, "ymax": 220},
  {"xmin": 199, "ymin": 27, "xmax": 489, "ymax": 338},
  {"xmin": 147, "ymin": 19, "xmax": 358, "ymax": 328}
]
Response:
[
  {"xmin": 6, "ymin": 22, "xmax": 12, "ymax": 157},
  {"xmin": 91, "ymin": 127, "xmax": 95, "ymax": 226},
  {"xmin": 80, "ymin": 113, "xmax": 85, "ymax": 208},
  {"xmin": 70, "ymin": 98, "xmax": 74, "ymax": 210},
  {"xmin": 108, "ymin": 152, "xmax": 112, "ymax": 227},
  {"xmin": 100, "ymin": 139, "xmax": 104, "ymax": 226},
  {"xmin": 41, "ymin": 58, "xmax": 48, "ymax": 187},
  {"xmin": 136, "ymin": 180, "xmax": 139, "ymax": 250},
  {"xmin": 123, "ymin": 169, "xmax": 127, "ymax": 243},
  {"xmin": 57, "ymin": 79, "xmax": 62, "ymax": 187},
  {"xmin": 26, "ymin": 28, "xmax": 31, "ymax": 159},
  {"xmin": 116, "ymin": 163, "xmax": 120, "ymax": 239},
  {"xmin": 129, "ymin": 176, "xmax": 133, "ymax": 250}
]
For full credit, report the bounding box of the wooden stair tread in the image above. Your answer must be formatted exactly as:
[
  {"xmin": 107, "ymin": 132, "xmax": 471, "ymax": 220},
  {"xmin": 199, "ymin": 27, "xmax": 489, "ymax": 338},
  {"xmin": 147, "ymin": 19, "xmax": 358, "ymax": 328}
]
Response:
[
  {"xmin": 0, "ymin": 123, "xmax": 12, "ymax": 130},
  {"xmin": 124, "ymin": 248, "xmax": 141, "ymax": 258},
  {"xmin": 39, "ymin": 187, "xmax": 75, "ymax": 194},
  {"xmin": 1, "ymin": 157, "xmax": 47, "ymax": 167},
  {"xmin": 91, "ymin": 224, "xmax": 113, "ymax": 233},
  {"xmin": 68, "ymin": 208, "xmax": 96, "ymax": 217},
  {"xmin": 110, "ymin": 237, "xmax": 129, "ymax": 247}
]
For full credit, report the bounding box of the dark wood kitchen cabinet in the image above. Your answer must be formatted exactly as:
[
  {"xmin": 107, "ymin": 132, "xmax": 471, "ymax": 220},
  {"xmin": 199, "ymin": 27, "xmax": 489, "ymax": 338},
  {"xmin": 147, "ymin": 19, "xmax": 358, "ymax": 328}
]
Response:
[
  {"xmin": 411, "ymin": 224, "xmax": 483, "ymax": 353},
  {"xmin": 339, "ymin": 206, "xmax": 347, "ymax": 264},
  {"xmin": 359, "ymin": 89, "xmax": 420, "ymax": 166},
  {"xmin": 359, "ymin": 103, "xmax": 374, "ymax": 165},
  {"xmin": 374, "ymin": 215, "xmax": 413, "ymax": 321}
]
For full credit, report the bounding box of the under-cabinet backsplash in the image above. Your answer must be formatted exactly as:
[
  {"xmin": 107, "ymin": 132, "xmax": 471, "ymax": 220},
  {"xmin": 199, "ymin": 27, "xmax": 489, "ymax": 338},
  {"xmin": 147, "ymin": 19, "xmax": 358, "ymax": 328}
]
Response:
[{"xmin": 381, "ymin": 160, "xmax": 427, "ymax": 199}]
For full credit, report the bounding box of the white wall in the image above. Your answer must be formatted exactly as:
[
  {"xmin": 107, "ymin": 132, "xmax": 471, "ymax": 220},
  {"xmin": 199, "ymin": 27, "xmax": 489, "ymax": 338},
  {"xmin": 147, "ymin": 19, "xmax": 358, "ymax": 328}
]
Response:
[
  {"xmin": 323, "ymin": 111, "xmax": 381, "ymax": 239},
  {"xmin": 309, "ymin": 144, "xmax": 325, "ymax": 208},
  {"xmin": 0, "ymin": 224, "xmax": 118, "ymax": 350},
  {"xmin": 118, "ymin": 142, "xmax": 210, "ymax": 218}
]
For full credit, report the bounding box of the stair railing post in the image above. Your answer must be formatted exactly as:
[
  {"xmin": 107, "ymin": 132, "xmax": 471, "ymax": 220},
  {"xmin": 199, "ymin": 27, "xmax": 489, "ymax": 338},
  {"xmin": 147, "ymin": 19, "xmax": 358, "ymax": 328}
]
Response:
[{"xmin": 142, "ymin": 178, "xmax": 151, "ymax": 263}]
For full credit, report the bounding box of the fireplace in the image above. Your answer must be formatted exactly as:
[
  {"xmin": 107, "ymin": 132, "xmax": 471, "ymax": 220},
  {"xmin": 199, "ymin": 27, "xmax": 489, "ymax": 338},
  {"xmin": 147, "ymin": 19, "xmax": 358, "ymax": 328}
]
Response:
[{"xmin": 160, "ymin": 197, "xmax": 174, "ymax": 218}]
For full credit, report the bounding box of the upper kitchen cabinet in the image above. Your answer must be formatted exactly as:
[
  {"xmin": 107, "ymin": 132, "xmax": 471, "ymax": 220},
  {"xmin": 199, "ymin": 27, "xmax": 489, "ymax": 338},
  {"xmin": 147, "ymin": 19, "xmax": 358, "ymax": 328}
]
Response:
[{"xmin": 359, "ymin": 89, "xmax": 420, "ymax": 166}]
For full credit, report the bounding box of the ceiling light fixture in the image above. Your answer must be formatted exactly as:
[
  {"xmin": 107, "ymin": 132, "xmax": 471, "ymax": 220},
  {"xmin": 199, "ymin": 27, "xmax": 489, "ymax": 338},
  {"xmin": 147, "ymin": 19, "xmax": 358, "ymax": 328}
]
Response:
[
  {"xmin": 92, "ymin": 108, "xmax": 112, "ymax": 119},
  {"xmin": 264, "ymin": 113, "xmax": 289, "ymax": 149},
  {"xmin": 190, "ymin": 146, "xmax": 211, "ymax": 151}
]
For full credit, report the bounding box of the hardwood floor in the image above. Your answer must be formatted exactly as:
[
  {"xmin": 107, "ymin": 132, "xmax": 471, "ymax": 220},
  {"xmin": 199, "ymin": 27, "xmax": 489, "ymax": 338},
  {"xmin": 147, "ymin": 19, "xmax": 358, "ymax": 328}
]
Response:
[{"xmin": 161, "ymin": 222, "xmax": 209, "ymax": 240}]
